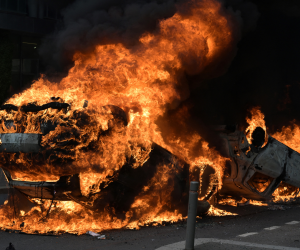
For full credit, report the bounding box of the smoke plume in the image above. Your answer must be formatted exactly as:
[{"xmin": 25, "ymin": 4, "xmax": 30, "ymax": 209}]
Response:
[
  {"xmin": 40, "ymin": 0, "xmax": 259, "ymax": 71},
  {"xmin": 184, "ymin": 0, "xmax": 300, "ymax": 135}
]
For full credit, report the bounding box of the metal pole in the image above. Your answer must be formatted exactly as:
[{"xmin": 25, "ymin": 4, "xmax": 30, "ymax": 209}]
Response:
[{"xmin": 185, "ymin": 181, "xmax": 199, "ymax": 250}]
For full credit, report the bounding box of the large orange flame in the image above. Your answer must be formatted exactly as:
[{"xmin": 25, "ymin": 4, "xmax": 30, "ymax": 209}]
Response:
[{"xmin": 0, "ymin": 0, "xmax": 235, "ymax": 234}]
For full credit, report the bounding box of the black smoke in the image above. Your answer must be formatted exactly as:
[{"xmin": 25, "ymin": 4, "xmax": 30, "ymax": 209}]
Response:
[
  {"xmin": 40, "ymin": 0, "xmax": 178, "ymax": 71},
  {"xmin": 160, "ymin": 0, "xmax": 300, "ymax": 155},
  {"xmin": 159, "ymin": 0, "xmax": 300, "ymax": 154},
  {"xmin": 40, "ymin": 0, "xmax": 258, "ymax": 70},
  {"xmin": 184, "ymin": 0, "xmax": 300, "ymax": 135}
]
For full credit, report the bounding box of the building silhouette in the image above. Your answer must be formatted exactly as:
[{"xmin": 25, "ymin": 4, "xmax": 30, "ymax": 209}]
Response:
[{"xmin": 0, "ymin": 0, "xmax": 73, "ymax": 104}]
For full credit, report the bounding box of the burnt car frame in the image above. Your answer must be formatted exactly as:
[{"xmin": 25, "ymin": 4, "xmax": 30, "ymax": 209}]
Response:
[
  {"xmin": 0, "ymin": 102, "xmax": 300, "ymax": 216},
  {"xmin": 0, "ymin": 101, "xmax": 192, "ymax": 216},
  {"xmin": 219, "ymin": 125, "xmax": 300, "ymax": 201}
]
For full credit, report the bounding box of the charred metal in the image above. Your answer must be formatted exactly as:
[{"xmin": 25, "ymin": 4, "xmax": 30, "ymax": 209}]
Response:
[
  {"xmin": 0, "ymin": 103, "xmax": 299, "ymax": 217},
  {"xmin": 219, "ymin": 126, "xmax": 300, "ymax": 201}
]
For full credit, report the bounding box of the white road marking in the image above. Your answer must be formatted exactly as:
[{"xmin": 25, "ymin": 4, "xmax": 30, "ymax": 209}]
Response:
[
  {"xmin": 156, "ymin": 220, "xmax": 300, "ymax": 249},
  {"xmin": 264, "ymin": 226, "xmax": 281, "ymax": 230},
  {"xmin": 155, "ymin": 238, "xmax": 300, "ymax": 250},
  {"xmin": 237, "ymin": 232, "xmax": 258, "ymax": 237},
  {"xmin": 286, "ymin": 221, "xmax": 299, "ymax": 225}
]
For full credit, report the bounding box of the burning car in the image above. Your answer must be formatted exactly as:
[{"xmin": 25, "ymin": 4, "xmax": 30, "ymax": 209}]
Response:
[
  {"xmin": 218, "ymin": 125, "xmax": 300, "ymax": 201},
  {"xmin": 0, "ymin": 0, "xmax": 298, "ymax": 235},
  {"xmin": 0, "ymin": 99, "xmax": 194, "ymax": 217},
  {"xmin": 1, "ymin": 99, "xmax": 299, "ymax": 218}
]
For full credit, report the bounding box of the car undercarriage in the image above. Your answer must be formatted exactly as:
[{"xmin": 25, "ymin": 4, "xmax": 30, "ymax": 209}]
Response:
[{"xmin": 0, "ymin": 101, "xmax": 299, "ymax": 216}]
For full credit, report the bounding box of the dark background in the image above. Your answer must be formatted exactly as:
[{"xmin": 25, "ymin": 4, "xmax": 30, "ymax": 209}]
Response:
[
  {"xmin": 187, "ymin": 0, "xmax": 300, "ymax": 131},
  {"xmin": 158, "ymin": 0, "xmax": 300, "ymax": 153}
]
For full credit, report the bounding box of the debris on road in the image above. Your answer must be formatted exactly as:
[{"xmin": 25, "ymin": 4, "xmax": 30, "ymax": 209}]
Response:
[
  {"xmin": 98, "ymin": 235, "xmax": 106, "ymax": 240},
  {"xmin": 86, "ymin": 231, "xmax": 101, "ymax": 237},
  {"xmin": 268, "ymin": 205, "xmax": 290, "ymax": 211}
]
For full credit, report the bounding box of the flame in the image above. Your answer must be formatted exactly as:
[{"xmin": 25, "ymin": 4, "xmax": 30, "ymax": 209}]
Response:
[
  {"xmin": 245, "ymin": 106, "xmax": 268, "ymax": 147},
  {"xmin": 207, "ymin": 205, "xmax": 238, "ymax": 216},
  {"xmin": 270, "ymin": 118, "xmax": 300, "ymax": 202},
  {"xmin": 0, "ymin": 162, "xmax": 187, "ymax": 234},
  {"xmin": 272, "ymin": 123, "xmax": 300, "ymax": 153},
  {"xmin": 0, "ymin": 0, "xmax": 234, "ymax": 234},
  {"xmin": 245, "ymin": 107, "xmax": 300, "ymax": 204}
]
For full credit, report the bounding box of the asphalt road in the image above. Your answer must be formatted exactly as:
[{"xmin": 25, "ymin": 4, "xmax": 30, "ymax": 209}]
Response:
[{"xmin": 0, "ymin": 203, "xmax": 299, "ymax": 250}]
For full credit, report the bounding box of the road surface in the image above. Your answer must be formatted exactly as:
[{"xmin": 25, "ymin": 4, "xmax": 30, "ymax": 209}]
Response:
[{"xmin": 0, "ymin": 201, "xmax": 299, "ymax": 250}]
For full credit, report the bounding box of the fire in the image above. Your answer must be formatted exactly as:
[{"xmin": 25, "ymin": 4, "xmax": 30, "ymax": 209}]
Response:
[
  {"xmin": 207, "ymin": 205, "xmax": 238, "ymax": 216},
  {"xmin": 0, "ymin": 0, "xmax": 298, "ymax": 232},
  {"xmin": 0, "ymin": 0, "xmax": 234, "ymax": 234},
  {"xmin": 245, "ymin": 106, "xmax": 268, "ymax": 147},
  {"xmin": 272, "ymin": 123, "xmax": 300, "ymax": 153},
  {"xmin": 245, "ymin": 106, "xmax": 300, "ymax": 204}
]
